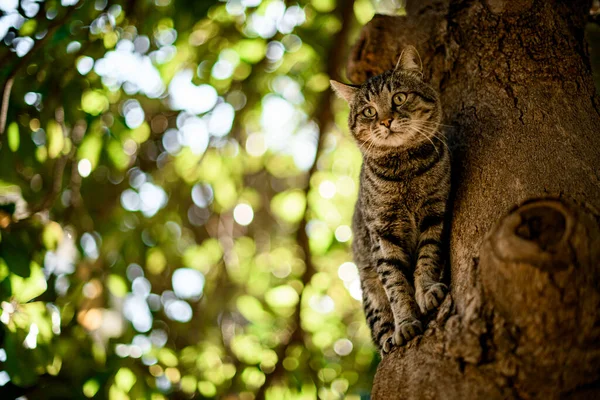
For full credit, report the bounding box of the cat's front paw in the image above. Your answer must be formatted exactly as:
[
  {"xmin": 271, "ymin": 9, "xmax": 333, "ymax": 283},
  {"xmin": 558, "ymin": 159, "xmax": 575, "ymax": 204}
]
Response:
[
  {"xmin": 416, "ymin": 283, "xmax": 448, "ymax": 314},
  {"xmin": 393, "ymin": 319, "xmax": 423, "ymax": 346}
]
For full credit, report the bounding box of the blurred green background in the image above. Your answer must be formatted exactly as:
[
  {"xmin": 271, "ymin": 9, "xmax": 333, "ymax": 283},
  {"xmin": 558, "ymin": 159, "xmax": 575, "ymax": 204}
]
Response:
[{"xmin": 0, "ymin": 0, "xmax": 382, "ymax": 398}]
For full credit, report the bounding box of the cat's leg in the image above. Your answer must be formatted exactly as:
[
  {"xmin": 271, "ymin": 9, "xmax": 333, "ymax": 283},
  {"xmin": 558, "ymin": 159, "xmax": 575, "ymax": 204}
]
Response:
[
  {"xmin": 359, "ymin": 267, "xmax": 396, "ymax": 354},
  {"xmin": 414, "ymin": 200, "xmax": 448, "ymax": 314},
  {"xmin": 353, "ymin": 207, "xmax": 396, "ymax": 353},
  {"xmin": 375, "ymin": 237, "xmax": 422, "ymax": 347}
]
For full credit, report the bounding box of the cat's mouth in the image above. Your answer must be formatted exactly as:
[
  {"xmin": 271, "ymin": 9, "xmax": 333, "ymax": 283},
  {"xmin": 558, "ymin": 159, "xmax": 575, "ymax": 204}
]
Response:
[{"xmin": 383, "ymin": 128, "xmax": 410, "ymax": 136}]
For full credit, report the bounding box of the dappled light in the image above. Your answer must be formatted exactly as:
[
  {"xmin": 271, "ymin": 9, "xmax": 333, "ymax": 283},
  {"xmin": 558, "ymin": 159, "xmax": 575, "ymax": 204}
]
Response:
[{"xmin": 0, "ymin": 0, "xmax": 383, "ymax": 398}]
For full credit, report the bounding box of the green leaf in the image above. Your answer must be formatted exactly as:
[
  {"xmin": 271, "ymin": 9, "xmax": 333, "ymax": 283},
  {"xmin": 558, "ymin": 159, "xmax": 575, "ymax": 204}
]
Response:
[
  {"xmin": 107, "ymin": 140, "xmax": 130, "ymax": 170},
  {"xmin": 42, "ymin": 221, "xmax": 63, "ymax": 250},
  {"xmin": 77, "ymin": 132, "xmax": 103, "ymax": 170},
  {"xmin": 11, "ymin": 262, "xmax": 47, "ymax": 302},
  {"xmin": 7, "ymin": 122, "xmax": 19, "ymax": 152},
  {"xmin": 81, "ymin": 90, "xmax": 109, "ymax": 116},
  {"xmin": 107, "ymin": 274, "xmax": 128, "ymax": 297},
  {"xmin": 271, "ymin": 189, "xmax": 306, "ymax": 224},
  {"xmin": 236, "ymin": 295, "xmax": 272, "ymax": 323},
  {"xmin": 83, "ymin": 379, "xmax": 100, "ymax": 398},
  {"xmin": 115, "ymin": 367, "xmax": 136, "ymax": 392},
  {"xmin": 0, "ymin": 233, "xmax": 32, "ymax": 278},
  {"xmin": 47, "ymin": 120, "xmax": 64, "ymax": 159},
  {"xmin": 19, "ymin": 19, "xmax": 37, "ymax": 36},
  {"xmin": 3, "ymin": 330, "xmax": 39, "ymax": 387},
  {"xmin": 265, "ymin": 285, "xmax": 299, "ymax": 308},
  {"xmin": 235, "ymin": 39, "xmax": 266, "ymax": 64}
]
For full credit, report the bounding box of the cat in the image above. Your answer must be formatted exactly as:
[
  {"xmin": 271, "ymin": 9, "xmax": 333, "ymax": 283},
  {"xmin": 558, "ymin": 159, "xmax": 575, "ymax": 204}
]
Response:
[{"xmin": 330, "ymin": 46, "xmax": 450, "ymax": 354}]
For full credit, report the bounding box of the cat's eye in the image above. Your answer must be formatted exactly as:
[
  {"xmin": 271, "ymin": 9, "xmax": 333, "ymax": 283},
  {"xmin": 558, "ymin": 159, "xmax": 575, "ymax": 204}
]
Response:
[
  {"xmin": 392, "ymin": 92, "xmax": 408, "ymax": 106},
  {"xmin": 362, "ymin": 107, "xmax": 377, "ymax": 118}
]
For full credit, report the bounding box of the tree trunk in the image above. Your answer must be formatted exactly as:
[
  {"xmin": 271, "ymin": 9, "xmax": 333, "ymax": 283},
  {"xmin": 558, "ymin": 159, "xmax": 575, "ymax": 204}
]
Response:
[{"xmin": 346, "ymin": 0, "xmax": 600, "ymax": 398}]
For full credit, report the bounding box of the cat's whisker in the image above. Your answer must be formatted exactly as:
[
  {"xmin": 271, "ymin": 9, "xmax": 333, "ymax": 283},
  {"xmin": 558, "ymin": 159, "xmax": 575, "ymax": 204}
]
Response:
[
  {"xmin": 426, "ymin": 132, "xmax": 451, "ymax": 154},
  {"xmin": 410, "ymin": 126, "xmax": 440, "ymax": 157},
  {"xmin": 409, "ymin": 125, "xmax": 451, "ymax": 154},
  {"xmin": 366, "ymin": 135, "xmax": 376, "ymax": 154}
]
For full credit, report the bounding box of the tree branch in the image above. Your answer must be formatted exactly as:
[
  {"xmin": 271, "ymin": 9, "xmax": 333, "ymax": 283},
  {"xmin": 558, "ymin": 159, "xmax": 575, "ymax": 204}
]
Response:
[{"xmin": 0, "ymin": 2, "xmax": 81, "ymax": 137}]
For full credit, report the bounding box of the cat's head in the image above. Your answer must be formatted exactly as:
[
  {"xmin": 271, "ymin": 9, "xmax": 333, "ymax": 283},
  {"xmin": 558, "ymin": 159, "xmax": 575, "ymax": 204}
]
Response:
[{"xmin": 330, "ymin": 46, "xmax": 442, "ymax": 156}]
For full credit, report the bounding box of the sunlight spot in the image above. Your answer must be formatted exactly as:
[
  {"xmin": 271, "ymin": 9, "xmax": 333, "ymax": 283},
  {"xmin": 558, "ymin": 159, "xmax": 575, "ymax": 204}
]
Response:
[
  {"xmin": 233, "ymin": 204, "xmax": 254, "ymax": 226},
  {"xmin": 291, "ymin": 122, "xmax": 318, "ymax": 171},
  {"xmin": 333, "ymin": 339, "xmax": 353, "ymax": 356},
  {"xmin": 162, "ymin": 128, "xmax": 182, "ymax": 155},
  {"xmin": 272, "ymin": 75, "xmax": 303, "ymax": 104},
  {"xmin": 0, "ymin": 0, "xmax": 17, "ymax": 12},
  {"xmin": 83, "ymin": 280, "xmax": 102, "ymax": 299},
  {"xmin": 94, "ymin": 46, "xmax": 164, "ymax": 98},
  {"xmin": 150, "ymin": 329, "xmax": 168, "ymax": 347},
  {"xmin": 123, "ymin": 294, "xmax": 153, "ymax": 332},
  {"xmin": 24, "ymin": 92, "xmax": 40, "ymax": 105},
  {"xmin": 77, "ymin": 56, "xmax": 94, "ymax": 75},
  {"xmin": 0, "ymin": 13, "xmax": 24, "ymax": 42},
  {"xmin": 48, "ymin": 304, "xmax": 61, "ymax": 334},
  {"xmin": 23, "ymin": 323, "xmax": 39, "ymax": 349},
  {"xmin": 278, "ymin": 5, "xmax": 306, "ymax": 33},
  {"xmin": 78, "ymin": 158, "xmax": 92, "ymax": 177},
  {"xmin": 165, "ymin": 299, "xmax": 193, "ymax": 322},
  {"xmin": 169, "ymin": 70, "xmax": 217, "ymax": 114},
  {"xmin": 122, "ymin": 99, "xmax": 145, "ymax": 129},
  {"xmin": 309, "ymin": 295, "xmax": 335, "ymax": 314},
  {"xmin": 334, "ymin": 225, "xmax": 352, "ymax": 242},
  {"xmin": 319, "ymin": 180, "xmax": 336, "ymax": 199},
  {"xmin": 43, "ymin": 230, "xmax": 77, "ymax": 275},
  {"xmin": 245, "ymin": 133, "xmax": 266, "ymax": 157},
  {"xmin": 338, "ymin": 262, "xmax": 358, "ymax": 282},
  {"xmin": 172, "ymin": 268, "xmax": 205, "ymax": 299},
  {"xmin": 261, "ymin": 94, "xmax": 299, "ymax": 151},
  {"xmin": 138, "ymin": 183, "xmax": 167, "ymax": 217},
  {"xmin": 129, "ymin": 345, "xmax": 143, "ymax": 358},
  {"xmin": 0, "ymin": 371, "xmax": 9, "ymax": 386},
  {"xmin": 14, "ymin": 36, "xmax": 34, "ymax": 57},
  {"xmin": 115, "ymin": 344, "xmax": 129, "ymax": 357},
  {"xmin": 155, "ymin": 28, "xmax": 177, "ymax": 46},
  {"xmin": 81, "ymin": 232, "xmax": 99, "ymax": 260},
  {"xmin": 266, "ymin": 41, "xmax": 284, "ymax": 61},
  {"xmin": 180, "ymin": 116, "xmax": 209, "ymax": 155},
  {"xmin": 226, "ymin": 0, "xmax": 245, "ymax": 16},
  {"xmin": 208, "ymin": 103, "xmax": 234, "ymax": 137},
  {"xmin": 212, "ymin": 59, "xmax": 234, "ymax": 80},
  {"xmin": 127, "ymin": 264, "xmax": 144, "ymax": 281},
  {"xmin": 132, "ymin": 277, "xmax": 151, "ymax": 298},
  {"xmin": 121, "ymin": 189, "xmax": 141, "ymax": 211},
  {"xmin": 66, "ymin": 41, "xmax": 81, "ymax": 54},
  {"xmin": 134, "ymin": 35, "xmax": 150, "ymax": 53},
  {"xmin": 348, "ymin": 280, "xmax": 362, "ymax": 301},
  {"xmin": 191, "ymin": 183, "xmax": 214, "ymax": 207}
]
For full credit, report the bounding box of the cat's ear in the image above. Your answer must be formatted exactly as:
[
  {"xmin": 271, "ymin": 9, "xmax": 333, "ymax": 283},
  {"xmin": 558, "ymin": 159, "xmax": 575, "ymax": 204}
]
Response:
[
  {"xmin": 394, "ymin": 45, "xmax": 423, "ymax": 75},
  {"xmin": 330, "ymin": 80, "xmax": 358, "ymax": 103}
]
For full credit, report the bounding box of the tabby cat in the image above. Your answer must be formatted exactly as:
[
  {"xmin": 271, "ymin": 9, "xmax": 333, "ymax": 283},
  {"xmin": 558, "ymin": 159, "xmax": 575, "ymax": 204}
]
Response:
[{"xmin": 330, "ymin": 46, "xmax": 450, "ymax": 354}]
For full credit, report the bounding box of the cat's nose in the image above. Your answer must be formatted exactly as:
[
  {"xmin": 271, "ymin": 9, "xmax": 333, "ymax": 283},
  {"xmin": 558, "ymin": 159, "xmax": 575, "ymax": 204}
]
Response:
[{"xmin": 380, "ymin": 118, "xmax": 393, "ymax": 128}]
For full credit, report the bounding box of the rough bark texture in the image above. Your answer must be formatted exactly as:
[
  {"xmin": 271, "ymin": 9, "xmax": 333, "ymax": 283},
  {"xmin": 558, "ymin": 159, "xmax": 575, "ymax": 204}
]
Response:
[{"xmin": 346, "ymin": 0, "xmax": 600, "ymax": 398}]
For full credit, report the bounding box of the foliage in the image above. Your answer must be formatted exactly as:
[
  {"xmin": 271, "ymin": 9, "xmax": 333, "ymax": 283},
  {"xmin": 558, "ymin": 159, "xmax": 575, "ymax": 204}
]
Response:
[{"xmin": 0, "ymin": 0, "xmax": 381, "ymax": 398}]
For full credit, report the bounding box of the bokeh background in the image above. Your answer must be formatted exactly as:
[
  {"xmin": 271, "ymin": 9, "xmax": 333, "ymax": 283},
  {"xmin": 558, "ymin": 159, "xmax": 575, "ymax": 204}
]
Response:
[{"xmin": 0, "ymin": 0, "xmax": 388, "ymax": 398}]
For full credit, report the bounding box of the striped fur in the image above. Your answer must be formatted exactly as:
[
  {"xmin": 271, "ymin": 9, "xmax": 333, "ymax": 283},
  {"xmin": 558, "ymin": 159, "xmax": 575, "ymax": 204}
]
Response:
[{"xmin": 332, "ymin": 47, "xmax": 450, "ymax": 354}]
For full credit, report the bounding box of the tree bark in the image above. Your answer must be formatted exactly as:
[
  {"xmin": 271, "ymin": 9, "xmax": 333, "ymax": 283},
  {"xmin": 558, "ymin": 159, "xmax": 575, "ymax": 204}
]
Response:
[{"xmin": 346, "ymin": 0, "xmax": 600, "ymax": 398}]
